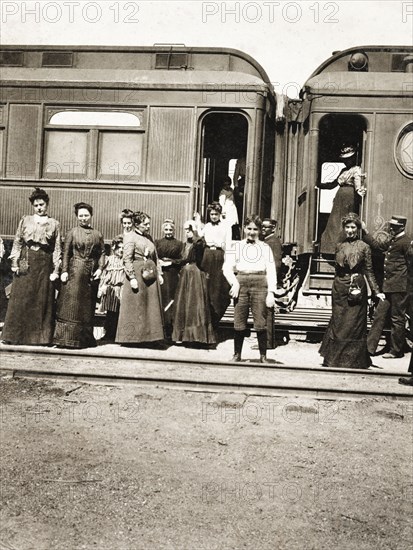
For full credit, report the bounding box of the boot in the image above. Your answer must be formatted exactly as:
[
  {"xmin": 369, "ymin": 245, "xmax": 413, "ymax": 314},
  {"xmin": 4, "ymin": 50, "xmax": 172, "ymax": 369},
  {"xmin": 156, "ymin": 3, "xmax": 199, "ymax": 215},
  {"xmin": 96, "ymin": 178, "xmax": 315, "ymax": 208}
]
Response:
[
  {"xmin": 257, "ymin": 330, "xmax": 267, "ymax": 363},
  {"xmin": 233, "ymin": 330, "xmax": 245, "ymax": 362}
]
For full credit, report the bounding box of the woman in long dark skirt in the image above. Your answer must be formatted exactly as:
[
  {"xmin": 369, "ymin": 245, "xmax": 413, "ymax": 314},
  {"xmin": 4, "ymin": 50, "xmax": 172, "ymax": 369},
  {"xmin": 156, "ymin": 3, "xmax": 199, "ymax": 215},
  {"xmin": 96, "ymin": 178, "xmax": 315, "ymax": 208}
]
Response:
[
  {"xmin": 195, "ymin": 202, "xmax": 231, "ymax": 330},
  {"xmin": 54, "ymin": 202, "xmax": 105, "ymax": 349},
  {"xmin": 319, "ymin": 213, "xmax": 385, "ymax": 369},
  {"xmin": 155, "ymin": 218, "xmax": 185, "ymax": 339},
  {"xmin": 116, "ymin": 211, "xmax": 164, "ymax": 344},
  {"xmin": 172, "ymin": 221, "xmax": 216, "ymax": 345},
  {"xmin": 2, "ymin": 187, "xmax": 61, "ymax": 345},
  {"xmin": 319, "ymin": 146, "xmax": 366, "ymax": 256}
]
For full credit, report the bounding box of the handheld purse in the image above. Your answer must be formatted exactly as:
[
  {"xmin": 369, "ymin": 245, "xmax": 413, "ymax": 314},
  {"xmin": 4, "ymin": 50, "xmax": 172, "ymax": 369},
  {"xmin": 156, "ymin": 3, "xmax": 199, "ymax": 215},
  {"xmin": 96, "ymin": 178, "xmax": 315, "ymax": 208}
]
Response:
[
  {"xmin": 141, "ymin": 250, "xmax": 157, "ymax": 285},
  {"xmin": 348, "ymin": 273, "xmax": 362, "ymax": 305}
]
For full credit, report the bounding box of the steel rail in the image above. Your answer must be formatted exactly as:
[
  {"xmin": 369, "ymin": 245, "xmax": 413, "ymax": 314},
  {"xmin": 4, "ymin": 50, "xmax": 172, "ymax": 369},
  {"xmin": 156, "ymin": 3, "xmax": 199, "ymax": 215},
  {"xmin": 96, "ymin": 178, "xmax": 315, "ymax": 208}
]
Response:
[{"xmin": 1, "ymin": 350, "xmax": 412, "ymax": 401}]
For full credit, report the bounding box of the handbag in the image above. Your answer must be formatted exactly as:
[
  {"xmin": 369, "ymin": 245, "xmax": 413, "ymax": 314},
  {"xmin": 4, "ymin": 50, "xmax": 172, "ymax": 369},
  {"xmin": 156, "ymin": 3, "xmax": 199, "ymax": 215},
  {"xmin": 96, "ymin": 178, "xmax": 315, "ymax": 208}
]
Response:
[
  {"xmin": 141, "ymin": 258, "xmax": 157, "ymax": 285},
  {"xmin": 348, "ymin": 273, "xmax": 362, "ymax": 305}
]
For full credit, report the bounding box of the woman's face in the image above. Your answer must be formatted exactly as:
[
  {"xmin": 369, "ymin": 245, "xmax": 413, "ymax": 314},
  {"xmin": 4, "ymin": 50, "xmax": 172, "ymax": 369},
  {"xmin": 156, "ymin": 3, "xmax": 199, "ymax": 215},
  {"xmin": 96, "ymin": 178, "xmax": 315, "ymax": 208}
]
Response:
[
  {"xmin": 122, "ymin": 217, "xmax": 133, "ymax": 233},
  {"xmin": 344, "ymin": 221, "xmax": 358, "ymax": 240},
  {"xmin": 137, "ymin": 217, "xmax": 150, "ymax": 235},
  {"xmin": 32, "ymin": 199, "xmax": 48, "ymax": 216},
  {"xmin": 184, "ymin": 226, "xmax": 194, "ymax": 240},
  {"xmin": 77, "ymin": 208, "xmax": 92, "ymax": 227},
  {"xmin": 244, "ymin": 222, "xmax": 260, "ymax": 242},
  {"xmin": 163, "ymin": 225, "xmax": 174, "ymax": 239},
  {"xmin": 209, "ymin": 210, "xmax": 220, "ymax": 223}
]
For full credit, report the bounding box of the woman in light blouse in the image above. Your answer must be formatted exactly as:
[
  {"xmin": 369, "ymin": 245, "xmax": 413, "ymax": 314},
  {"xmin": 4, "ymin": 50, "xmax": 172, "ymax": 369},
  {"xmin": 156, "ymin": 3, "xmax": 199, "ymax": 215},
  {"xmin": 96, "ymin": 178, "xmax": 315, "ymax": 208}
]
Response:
[
  {"xmin": 223, "ymin": 214, "xmax": 276, "ymax": 363},
  {"xmin": 195, "ymin": 202, "xmax": 231, "ymax": 330},
  {"xmin": 2, "ymin": 187, "xmax": 61, "ymax": 345}
]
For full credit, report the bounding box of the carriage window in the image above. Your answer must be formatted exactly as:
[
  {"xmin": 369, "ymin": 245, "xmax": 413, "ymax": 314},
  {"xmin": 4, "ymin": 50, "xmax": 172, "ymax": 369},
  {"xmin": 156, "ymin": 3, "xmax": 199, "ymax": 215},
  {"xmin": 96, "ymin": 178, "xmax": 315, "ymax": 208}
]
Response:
[
  {"xmin": 98, "ymin": 132, "xmax": 143, "ymax": 181},
  {"xmin": 43, "ymin": 109, "xmax": 144, "ymax": 182},
  {"xmin": 44, "ymin": 131, "xmax": 88, "ymax": 179},
  {"xmin": 394, "ymin": 122, "xmax": 413, "ymax": 178}
]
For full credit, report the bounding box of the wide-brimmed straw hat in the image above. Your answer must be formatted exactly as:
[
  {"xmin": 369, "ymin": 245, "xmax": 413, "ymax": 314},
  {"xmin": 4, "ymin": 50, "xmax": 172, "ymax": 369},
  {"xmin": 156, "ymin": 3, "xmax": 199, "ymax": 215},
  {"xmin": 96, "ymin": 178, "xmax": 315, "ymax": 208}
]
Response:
[{"xmin": 389, "ymin": 215, "xmax": 407, "ymax": 227}]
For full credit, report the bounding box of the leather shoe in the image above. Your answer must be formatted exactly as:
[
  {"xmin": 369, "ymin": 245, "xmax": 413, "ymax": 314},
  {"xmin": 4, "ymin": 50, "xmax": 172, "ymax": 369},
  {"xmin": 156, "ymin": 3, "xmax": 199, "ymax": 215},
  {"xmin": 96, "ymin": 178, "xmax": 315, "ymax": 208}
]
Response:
[
  {"xmin": 398, "ymin": 376, "xmax": 413, "ymax": 386},
  {"xmin": 232, "ymin": 353, "xmax": 241, "ymax": 362},
  {"xmin": 260, "ymin": 355, "xmax": 269, "ymax": 363},
  {"xmin": 383, "ymin": 352, "xmax": 404, "ymax": 359}
]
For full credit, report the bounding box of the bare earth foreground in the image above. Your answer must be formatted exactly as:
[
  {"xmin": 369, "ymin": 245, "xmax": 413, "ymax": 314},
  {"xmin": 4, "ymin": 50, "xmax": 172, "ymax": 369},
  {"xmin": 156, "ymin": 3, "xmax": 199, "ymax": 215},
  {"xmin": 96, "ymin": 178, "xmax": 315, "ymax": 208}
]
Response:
[{"xmin": 0, "ymin": 364, "xmax": 412, "ymax": 550}]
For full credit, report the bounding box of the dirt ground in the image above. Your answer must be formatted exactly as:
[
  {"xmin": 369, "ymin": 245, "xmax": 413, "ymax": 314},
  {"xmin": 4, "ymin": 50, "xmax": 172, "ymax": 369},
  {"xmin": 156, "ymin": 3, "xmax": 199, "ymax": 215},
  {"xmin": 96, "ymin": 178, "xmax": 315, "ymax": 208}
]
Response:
[{"xmin": 0, "ymin": 366, "xmax": 412, "ymax": 550}]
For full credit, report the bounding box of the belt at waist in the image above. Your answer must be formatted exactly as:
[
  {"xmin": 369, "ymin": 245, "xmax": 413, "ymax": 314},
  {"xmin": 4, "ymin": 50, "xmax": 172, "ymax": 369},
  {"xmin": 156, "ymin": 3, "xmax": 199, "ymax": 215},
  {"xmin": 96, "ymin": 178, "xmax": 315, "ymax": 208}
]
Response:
[
  {"xmin": 206, "ymin": 246, "xmax": 222, "ymax": 250},
  {"xmin": 237, "ymin": 270, "xmax": 266, "ymax": 275}
]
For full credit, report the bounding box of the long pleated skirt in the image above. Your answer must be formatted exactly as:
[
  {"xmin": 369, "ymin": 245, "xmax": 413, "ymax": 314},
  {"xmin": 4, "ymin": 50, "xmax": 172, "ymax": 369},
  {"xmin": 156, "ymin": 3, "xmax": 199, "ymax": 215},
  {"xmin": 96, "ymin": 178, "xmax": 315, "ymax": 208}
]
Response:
[
  {"xmin": 54, "ymin": 258, "xmax": 98, "ymax": 348},
  {"xmin": 2, "ymin": 249, "xmax": 55, "ymax": 345},
  {"xmin": 200, "ymin": 248, "xmax": 230, "ymax": 327}
]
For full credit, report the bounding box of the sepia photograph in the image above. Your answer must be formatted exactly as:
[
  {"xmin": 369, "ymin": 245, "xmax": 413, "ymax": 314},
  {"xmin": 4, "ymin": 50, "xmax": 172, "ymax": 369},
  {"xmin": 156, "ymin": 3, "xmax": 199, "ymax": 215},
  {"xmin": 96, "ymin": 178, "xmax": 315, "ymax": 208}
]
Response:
[{"xmin": 0, "ymin": 1, "xmax": 412, "ymax": 548}]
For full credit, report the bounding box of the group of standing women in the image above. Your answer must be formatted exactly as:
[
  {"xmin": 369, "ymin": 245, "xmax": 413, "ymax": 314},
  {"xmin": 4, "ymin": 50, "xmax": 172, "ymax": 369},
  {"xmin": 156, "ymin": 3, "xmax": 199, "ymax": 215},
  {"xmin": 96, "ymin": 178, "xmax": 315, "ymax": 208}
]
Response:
[{"xmin": 1, "ymin": 190, "xmax": 231, "ymax": 349}]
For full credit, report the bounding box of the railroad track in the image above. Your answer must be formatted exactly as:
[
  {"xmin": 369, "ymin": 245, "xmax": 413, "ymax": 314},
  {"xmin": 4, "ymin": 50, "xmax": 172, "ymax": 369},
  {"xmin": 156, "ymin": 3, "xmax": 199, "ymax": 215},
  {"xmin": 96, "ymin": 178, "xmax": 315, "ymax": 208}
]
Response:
[{"xmin": 1, "ymin": 348, "xmax": 412, "ymax": 401}]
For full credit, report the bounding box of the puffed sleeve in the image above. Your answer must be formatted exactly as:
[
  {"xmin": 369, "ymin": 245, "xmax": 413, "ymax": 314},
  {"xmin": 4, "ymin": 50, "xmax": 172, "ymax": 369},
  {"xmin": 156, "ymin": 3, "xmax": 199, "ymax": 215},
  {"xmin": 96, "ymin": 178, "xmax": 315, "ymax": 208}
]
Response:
[
  {"xmin": 363, "ymin": 243, "xmax": 380, "ymax": 294},
  {"xmin": 123, "ymin": 233, "xmax": 136, "ymax": 280},
  {"xmin": 52, "ymin": 220, "xmax": 62, "ymax": 275},
  {"xmin": 9, "ymin": 216, "xmax": 26, "ymax": 269},
  {"xmin": 61, "ymin": 229, "xmax": 74, "ymax": 273},
  {"xmin": 353, "ymin": 166, "xmax": 362, "ymax": 191}
]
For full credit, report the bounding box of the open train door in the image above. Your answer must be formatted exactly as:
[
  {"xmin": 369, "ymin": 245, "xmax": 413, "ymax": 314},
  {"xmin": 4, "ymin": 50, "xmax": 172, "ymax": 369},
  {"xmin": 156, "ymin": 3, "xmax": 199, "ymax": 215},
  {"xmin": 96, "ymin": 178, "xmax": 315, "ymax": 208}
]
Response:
[{"xmin": 197, "ymin": 112, "xmax": 248, "ymax": 227}]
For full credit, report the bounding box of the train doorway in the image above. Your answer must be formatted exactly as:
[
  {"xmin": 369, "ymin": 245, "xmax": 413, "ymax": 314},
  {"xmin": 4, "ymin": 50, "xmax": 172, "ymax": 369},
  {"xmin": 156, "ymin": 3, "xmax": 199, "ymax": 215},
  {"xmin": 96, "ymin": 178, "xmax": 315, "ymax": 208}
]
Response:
[
  {"xmin": 315, "ymin": 114, "xmax": 367, "ymax": 250},
  {"xmin": 308, "ymin": 114, "xmax": 367, "ymax": 291},
  {"xmin": 198, "ymin": 112, "xmax": 248, "ymax": 226}
]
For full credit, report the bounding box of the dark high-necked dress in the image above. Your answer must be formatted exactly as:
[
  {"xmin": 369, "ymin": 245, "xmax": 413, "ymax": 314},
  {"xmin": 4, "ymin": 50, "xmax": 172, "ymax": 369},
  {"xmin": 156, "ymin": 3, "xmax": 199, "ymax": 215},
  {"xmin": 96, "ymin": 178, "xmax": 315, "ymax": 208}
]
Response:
[
  {"xmin": 54, "ymin": 226, "xmax": 105, "ymax": 348},
  {"xmin": 172, "ymin": 238, "xmax": 216, "ymax": 345},
  {"xmin": 2, "ymin": 214, "xmax": 61, "ymax": 345},
  {"xmin": 155, "ymin": 236, "xmax": 185, "ymax": 335},
  {"xmin": 116, "ymin": 230, "xmax": 164, "ymax": 344},
  {"xmin": 319, "ymin": 238, "xmax": 380, "ymax": 369}
]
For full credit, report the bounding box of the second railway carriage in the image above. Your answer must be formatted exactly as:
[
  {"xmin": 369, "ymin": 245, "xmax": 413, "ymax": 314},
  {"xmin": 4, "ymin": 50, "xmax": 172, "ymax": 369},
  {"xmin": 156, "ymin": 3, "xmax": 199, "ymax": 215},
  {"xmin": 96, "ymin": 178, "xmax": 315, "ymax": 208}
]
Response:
[
  {"xmin": 273, "ymin": 45, "xmax": 413, "ymax": 302},
  {"xmin": 0, "ymin": 45, "xmax": 276, "ymax": 241}
]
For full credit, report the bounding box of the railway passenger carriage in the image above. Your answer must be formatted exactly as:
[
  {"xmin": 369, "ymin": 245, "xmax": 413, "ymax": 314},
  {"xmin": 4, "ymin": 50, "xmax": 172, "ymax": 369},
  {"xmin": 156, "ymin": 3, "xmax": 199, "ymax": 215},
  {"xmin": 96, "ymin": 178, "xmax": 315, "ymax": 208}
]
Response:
[
  {"xmin": 273, "ymin": 46, "xmax": 413, "ymax": 299},
  {"xmin": 1, "ymin": 44, "xmax": 412, "ymax": 311},
  {"xmin": 0, "ymin": 45, "xmax": 276, "ymax": 240}
]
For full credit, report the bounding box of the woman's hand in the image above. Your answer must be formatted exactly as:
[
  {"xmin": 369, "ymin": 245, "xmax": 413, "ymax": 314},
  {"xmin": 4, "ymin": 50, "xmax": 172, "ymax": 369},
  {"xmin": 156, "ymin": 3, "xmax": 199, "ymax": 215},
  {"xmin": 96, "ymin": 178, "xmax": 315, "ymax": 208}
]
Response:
[
  {"xmin": 357, "ymin": 187, "xmax": 366, "ymax": 197},
  {"xmin": 229, "ymin": 281, "xmax": 240, "ymax": 298},
  {"xmin": 60, "ymin": 272, "xmax": 69, "ymax": 283},
  {"xmin": 265, "ymin": 292, "xmax": 275, "ymax": 308},
  {"xmin": 158, "ymin": 275, "xmax": 164, "ymax": 286},
  {"xmin": 130, "ymin": 278, "xmax": 139, "ymax": 291},
  {"xmin": 376, "ymin": 292, "xmax": 386, "ymax": 301},
  {"xmin": 49, "ymin": 273, "xmax": 59, "ymax": 282},
  {"xmin": 92, "ymin": 269, "xmax": 102, "ymax": 280},
  {"xmin": 11, "ymin": 266, "xmax": 19, "ymax": 276}
]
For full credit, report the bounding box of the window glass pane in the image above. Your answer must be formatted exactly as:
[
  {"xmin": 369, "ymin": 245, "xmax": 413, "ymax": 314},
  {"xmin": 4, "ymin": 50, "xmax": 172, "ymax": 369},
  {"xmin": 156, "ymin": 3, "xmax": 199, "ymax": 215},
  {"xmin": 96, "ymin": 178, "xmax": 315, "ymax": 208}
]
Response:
[
  {"xmin": 395, "ymin": 124, "xmax": 413, "ymax": 178},
  {"xmin": 49, "ymin": 111, "xmax": 141, "ymax": 127},
  {"xmin": 44, "ymin": 130, "xmax": 88, "ymax": 179},
  {"xmin": 98, "ymin": 132, "xmax": 143, "ymax": 181},
  {"xmin": 319, "ymin": 162, "xmax": 345, "ymax": 213}
]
